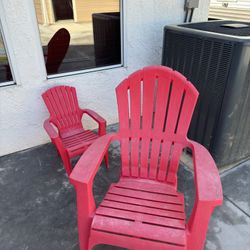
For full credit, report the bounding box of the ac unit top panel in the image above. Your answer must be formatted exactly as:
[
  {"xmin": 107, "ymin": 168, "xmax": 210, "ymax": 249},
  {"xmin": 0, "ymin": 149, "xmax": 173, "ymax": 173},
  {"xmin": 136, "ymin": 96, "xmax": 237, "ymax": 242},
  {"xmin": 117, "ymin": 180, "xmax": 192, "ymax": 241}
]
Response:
[
  {"xmin": 181, "ymin": 20, "xmax": 250, "ymax": 36},
  {"xmin": 165, "ymin": 21, "xmax": 250, "ymax": 42}
]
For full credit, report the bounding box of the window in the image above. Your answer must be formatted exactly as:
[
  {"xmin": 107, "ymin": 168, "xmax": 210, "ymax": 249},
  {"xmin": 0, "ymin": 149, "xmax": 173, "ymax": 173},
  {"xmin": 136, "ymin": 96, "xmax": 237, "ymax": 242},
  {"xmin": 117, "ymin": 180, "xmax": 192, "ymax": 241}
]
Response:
[
  {"xmin": 34, "ymin": 0, "xmax": 122, "ymax": 77},
  {"xmin": 0, "ymin": 26, "xmax": 13, "ymax": 85}
]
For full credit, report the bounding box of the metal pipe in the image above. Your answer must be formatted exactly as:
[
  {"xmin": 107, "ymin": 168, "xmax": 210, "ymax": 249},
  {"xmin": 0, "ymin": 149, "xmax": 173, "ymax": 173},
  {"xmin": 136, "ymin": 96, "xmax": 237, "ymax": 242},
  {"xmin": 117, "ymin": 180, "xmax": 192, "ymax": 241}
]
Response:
[{"xmin": 189, "ymin": 8, "xmax": 194, "ymax": 22}]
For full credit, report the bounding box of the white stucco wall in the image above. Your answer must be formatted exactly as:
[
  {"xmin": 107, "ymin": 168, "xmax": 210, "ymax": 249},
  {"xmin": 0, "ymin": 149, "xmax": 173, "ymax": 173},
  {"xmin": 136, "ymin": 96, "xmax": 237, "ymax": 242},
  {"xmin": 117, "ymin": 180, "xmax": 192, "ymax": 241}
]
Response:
[{"xmin": 0, "ymin": 0, "xmax": 210, "ymax": 156}]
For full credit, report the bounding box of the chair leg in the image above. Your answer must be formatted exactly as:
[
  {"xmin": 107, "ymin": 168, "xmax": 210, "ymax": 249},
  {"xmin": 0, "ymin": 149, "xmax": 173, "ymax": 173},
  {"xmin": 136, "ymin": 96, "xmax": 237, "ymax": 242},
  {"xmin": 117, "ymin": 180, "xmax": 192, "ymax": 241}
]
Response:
[
  {"xmin": 104, "ymin": 152, "xmax": 109, "ymax": 169},
  {"xmin": 187, "ymin": 202, "xmax": 215, "ymax": 250},
  {"xmin": 60, "ymin": 153, "xmax": 72, "ymax": 176},
  {"xmin": 87, "ymin": 239, "xmax": 95, "ymax": 250}
]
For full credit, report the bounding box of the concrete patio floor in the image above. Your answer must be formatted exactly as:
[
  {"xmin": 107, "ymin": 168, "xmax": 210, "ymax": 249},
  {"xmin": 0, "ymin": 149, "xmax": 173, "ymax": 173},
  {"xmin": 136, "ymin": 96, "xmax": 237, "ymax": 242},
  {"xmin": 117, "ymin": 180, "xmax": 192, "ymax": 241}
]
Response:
[{"xmin": 0, "ymin": 125, "xmax": 250, "ymax": 250}]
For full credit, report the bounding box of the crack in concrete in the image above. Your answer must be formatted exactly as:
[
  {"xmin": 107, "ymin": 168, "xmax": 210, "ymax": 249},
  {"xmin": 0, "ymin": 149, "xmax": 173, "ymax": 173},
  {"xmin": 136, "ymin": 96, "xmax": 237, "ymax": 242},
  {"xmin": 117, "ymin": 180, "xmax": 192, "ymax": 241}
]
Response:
[{"xmin": 224, "ymin": 195, "xmax": 250, "ymax": 218}]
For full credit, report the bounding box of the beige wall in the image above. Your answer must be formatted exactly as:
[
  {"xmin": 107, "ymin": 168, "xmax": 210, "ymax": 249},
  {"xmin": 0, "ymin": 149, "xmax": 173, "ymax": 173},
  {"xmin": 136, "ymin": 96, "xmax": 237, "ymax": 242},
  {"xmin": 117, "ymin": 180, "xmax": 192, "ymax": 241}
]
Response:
[
  {"xmin": 35, "ymin": 0, "xmax": 119, "ymax": 24},
  {"xmin": 46, "ymin": 0, "xmax": 55, "ymax": 24},
  {"xmin": 34, "ymin": 0, "xmax": 55, "ymax": 24},
  {"xmin": 74, "ymin": 0, "xmax": 120, "ymax": 22},
  {"xmin": 34, "ymin": 0, "xmax": 43, "ymax": 24},
  {"xmin": 209, "ymin": 0, "xmax": 250, "ymax": 22}
]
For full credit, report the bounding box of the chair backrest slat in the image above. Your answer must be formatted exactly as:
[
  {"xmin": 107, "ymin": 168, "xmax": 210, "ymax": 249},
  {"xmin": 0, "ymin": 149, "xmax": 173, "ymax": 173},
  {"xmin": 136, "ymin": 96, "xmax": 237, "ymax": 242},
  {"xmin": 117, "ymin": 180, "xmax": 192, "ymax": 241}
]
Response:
[
  {"xmin": 42, "ymin": 86, "xmax": 82, "ymax": 133},
  {"xmin": 116, "ymin": 66, "xmax": 198, "ymax": 185},
  {"xmin": 129, "ymin": 71, "xmax": 143, "ymax": 177}
]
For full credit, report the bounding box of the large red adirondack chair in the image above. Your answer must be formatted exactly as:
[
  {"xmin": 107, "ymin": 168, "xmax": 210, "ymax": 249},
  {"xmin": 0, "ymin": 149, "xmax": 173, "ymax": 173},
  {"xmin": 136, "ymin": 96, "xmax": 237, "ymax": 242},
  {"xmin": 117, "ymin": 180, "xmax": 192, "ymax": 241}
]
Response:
[
  {"xmin": 70, "ymin": 66, "xmax": 223, "ymax": 250},
  {"xmin": 42, "ymin": 85, "xmax": 108, "ymax": 176}
]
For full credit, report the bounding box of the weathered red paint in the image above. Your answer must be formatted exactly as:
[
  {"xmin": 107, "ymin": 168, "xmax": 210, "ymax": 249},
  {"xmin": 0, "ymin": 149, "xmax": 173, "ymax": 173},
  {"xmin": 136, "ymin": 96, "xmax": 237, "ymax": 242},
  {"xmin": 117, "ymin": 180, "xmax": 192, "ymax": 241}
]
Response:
[
  {"xmin": 70, "ymin": 66, "xmax": 223, "ymax": 250},
  {"xmin": 42, "ymin": 85, "xmax": 108, "ymax": 176}
]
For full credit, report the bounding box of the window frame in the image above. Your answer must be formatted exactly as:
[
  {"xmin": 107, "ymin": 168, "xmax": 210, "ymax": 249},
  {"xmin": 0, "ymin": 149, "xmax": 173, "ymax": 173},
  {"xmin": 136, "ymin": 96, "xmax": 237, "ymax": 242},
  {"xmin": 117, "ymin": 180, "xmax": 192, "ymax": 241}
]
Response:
[
  {"xmin": 0, "ymin": 2, "xmax": 19, "ymax": 87},
  {"xmin": 35, "ymin": 0, "xmax": 126, "ymax": 79}
]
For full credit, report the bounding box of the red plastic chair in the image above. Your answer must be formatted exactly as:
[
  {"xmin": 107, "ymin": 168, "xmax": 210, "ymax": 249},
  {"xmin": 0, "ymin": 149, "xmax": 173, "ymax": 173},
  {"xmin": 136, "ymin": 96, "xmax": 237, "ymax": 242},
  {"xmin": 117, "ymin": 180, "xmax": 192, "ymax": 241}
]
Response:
[
  {"xmin": 42, "ymin": 85, "xmax": 108, "ymax": 176},
  {"xmin": 70, "ymin": 66, "xmax": 223, "ymax": 250}
]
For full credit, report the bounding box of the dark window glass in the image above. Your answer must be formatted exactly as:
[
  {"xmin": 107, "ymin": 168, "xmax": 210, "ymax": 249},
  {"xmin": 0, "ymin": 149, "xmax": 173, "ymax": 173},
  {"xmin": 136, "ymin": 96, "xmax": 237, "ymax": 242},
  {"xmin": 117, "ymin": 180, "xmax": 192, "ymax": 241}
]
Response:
[
  {"xmin": 34, "ymin": 0, "xmax": 121, "ymax": 75},
  {"xmin": 0, "ymin": 30, "xmax": 13, "ymax": 83}
]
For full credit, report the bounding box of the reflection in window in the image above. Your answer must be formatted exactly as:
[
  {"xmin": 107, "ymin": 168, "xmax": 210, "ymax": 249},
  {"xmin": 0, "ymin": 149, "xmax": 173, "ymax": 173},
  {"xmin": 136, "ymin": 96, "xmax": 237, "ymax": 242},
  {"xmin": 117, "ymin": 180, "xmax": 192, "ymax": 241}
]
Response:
[
  {"xmin": 0, "ymin": 30, "xmax": 13, "ymax": 83},
  {"xmin": 34, "ymin": 0, "xmax": 121, "ymax": 75}
]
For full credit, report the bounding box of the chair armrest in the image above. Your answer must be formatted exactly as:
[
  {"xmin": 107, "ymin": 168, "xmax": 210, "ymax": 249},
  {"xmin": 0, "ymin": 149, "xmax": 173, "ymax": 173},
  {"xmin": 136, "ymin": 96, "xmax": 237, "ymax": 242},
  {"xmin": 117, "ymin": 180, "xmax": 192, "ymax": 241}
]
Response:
[
  {"xmin": 70, "ymin": 133, "xmax": 116, "ymax": 250},
  {"xmin": 189, "ymin": 140, "xmax": 223, "ymax": 204},
  {"xmin": 81, "ymin": 109, "xmax": 106, "ymax": 136},
  {"xmin": 70, "ymin": 133, "xmax": 115, "ymax": 186},
  {"xmin": 186, "ymin": 140, "xmax": 223, "ymax": 250},
  {"xmin": 43, "ymin": 119, "xmax": 59, "ymax": 140},
  {"xmin": 81, "ymin": 109, "xmax": 106, "ymax": 124}
]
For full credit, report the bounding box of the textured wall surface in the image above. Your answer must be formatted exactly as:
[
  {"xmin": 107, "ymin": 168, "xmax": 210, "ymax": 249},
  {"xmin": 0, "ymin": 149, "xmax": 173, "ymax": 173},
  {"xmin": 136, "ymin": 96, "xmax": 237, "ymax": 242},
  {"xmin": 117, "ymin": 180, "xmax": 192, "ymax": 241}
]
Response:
[{"xmin": 0, "ymin": 0, "xmax": 210, "ymax": 156}]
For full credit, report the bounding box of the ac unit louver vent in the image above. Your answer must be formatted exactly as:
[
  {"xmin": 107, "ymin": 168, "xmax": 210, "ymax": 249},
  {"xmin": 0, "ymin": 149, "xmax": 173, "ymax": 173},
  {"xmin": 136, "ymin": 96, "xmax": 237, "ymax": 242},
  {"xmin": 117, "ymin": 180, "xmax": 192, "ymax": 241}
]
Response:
[{"xmin": 162, "ymin": 20, "xmax": 250, "ymax": 168}]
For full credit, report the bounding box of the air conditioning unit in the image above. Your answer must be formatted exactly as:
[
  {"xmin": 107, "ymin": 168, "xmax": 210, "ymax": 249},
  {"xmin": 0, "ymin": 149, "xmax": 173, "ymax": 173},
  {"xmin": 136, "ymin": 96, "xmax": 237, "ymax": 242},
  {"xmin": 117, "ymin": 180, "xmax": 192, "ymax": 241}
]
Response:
[{"xmin": 162, "ymin": 20, "xmax": 250, "ymax": 168}]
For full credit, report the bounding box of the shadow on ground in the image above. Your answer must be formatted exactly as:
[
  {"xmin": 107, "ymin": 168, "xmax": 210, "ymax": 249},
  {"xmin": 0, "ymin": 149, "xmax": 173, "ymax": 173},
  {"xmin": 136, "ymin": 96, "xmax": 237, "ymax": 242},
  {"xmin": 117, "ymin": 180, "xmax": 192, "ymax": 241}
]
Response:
[{"xmin": 0, "ymin": 124, "xmax": 249, "ymax": 250}]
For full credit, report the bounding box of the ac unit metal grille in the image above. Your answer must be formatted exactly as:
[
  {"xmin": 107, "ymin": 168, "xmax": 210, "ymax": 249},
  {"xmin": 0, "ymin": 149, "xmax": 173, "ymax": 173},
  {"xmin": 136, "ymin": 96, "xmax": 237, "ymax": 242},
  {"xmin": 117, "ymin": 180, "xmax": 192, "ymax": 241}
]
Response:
[
  {"xmin": 231, "ymin": 60, "xmax": 250, "ymax": 161},
  {"xmin": 163, "ymin": 31, "xmax": 234, "ymax": 149}
]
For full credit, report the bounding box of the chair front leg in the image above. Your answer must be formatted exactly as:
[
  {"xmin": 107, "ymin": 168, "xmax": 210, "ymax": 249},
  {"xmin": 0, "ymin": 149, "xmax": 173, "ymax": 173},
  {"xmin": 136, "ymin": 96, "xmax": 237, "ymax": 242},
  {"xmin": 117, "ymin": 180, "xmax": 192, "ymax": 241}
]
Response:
[
  {"xmin": 53, "ymin": 138, "xmax": 73, "ymax": 176},
  {"xmin": 186, "ymin": 201, "xmax": 215, "ymax": 250},
  {"xmin": 60, "ymin": 152, "xmax": 72, "ymax": 176},
  {"xmin": 74, "ymin": 182, "xmax": 96, "ymax": 250}
]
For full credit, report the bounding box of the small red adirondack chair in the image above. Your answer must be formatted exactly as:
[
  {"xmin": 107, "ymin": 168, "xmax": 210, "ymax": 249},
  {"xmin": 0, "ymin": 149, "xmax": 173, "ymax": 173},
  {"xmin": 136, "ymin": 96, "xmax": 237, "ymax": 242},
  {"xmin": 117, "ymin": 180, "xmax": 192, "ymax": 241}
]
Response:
[
  {"xmin": 42, "ymin": 85, "xmax": 108, "ymax": 176},
  {"xmin": 70, "ymin": 66, "xmax": 223, "ymax": 250}
]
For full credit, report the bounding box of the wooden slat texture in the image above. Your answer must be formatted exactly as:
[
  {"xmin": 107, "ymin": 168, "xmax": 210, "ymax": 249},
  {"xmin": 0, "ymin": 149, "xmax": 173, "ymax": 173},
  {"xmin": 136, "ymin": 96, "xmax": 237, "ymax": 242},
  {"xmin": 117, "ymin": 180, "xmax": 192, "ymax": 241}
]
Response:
[
  {"xmin": 56, "ymin": 87, "xmax": 73, "ymax": 127},
  {"xmin": 92, "ymin": 216, "xmax": 186, "ymax": 245},
  {"xmin": 153, "ymin": 67, "xmax": 172, "ymax": 132},
  {"xmin": 131, "ymin": 138, "xmax": 140, "ymax": 177},
  {"xmin": 166, "ymin": 79, "xmax": 198, "ymax": 185},
  {"xmin": 115, "ymin": 67, "xmax": 198, "ymax": 182},
  {"xmin": 148, "ymin": 139, "xmax": 162, "ymax": 179},
  {"xmin": 100, "ymin": 200, "xmax": 185, "ymax": 219},
  {"xmin": 60, "ymin": 87, "xmax": 74, "ymax": 126},
  {"xmin": 116, "ymin": 79, "xmax": 130, "ymax": 130},
  {"xmin": 96, "ymin": 206, "xmax": 184, "ymax": 228},
  {"xmin": 157, "ymin": 141, "xmax": 172, "ymax": 181},
  {"xmin": 104, "ymin": 193, "xmax": 184, "ymax": 212},
  {"xmin": 129, "ymin": 72, "xmax": 142, "ymax": 177},
  {"xmin": 120, "ymin": 138, "xmax": 130, "ymax": 176},
  {"xmin": 90, "ymin": 230, "xmax": 186, "ymax": 250},
  {"xmin": 166, "ymin": 84, "xmax": 198, "ymax": 184},
  {"xmin": 164, "ymin": 72, "xmax": 185, "ymax": 135},
  {"xmin": 142, "ymin": 68, "xmax": 156, "ymax": 131},
  {"xmin": 147, "ymin": 71, "xmax": 171, "ymax": 178},
  {"xmin": 166, "ymin": 143, "xmax": 184, "ymax": 184},
  {"xmin": 43, "ymin": 86, "xmax": 82, "ymax": 131},
  {"xmin": 42, "ymin": 85, "xmax": 108, "ymax": 176},
  {"xmin": 140, "ymin": 138, "xmax": 151, "ymax": 178},
  {"xmin": 87, "ymin": 66, "xmax": 203, "ymax": 249},
  {"xmin": 116, "ymin": 80, "xmax": 131, "ymax": 176},
  {"xmin": 139, "ymin": 68, "xmax": 157, "ymax": 178},
  {"xmin": 115, "ymin": 177, "xmax": 179, "ymax": 196},
  {"xmin": 62, "ymin": 130, "xmax": 98, "ymax": 147},
  {"xmin": 176, "ymin": 84, "xmax": 198, "ymax": 136},
  {"xmin": 51, "ymin": 88, "xmax": 66, "ymax": 121},
  {"xmin": 92, "ymin": 176, "xmax": 186, "ymax": 248},
  {"xmin": 109, "ymin": 186, "xmax": 183, "ymax": 204}
]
